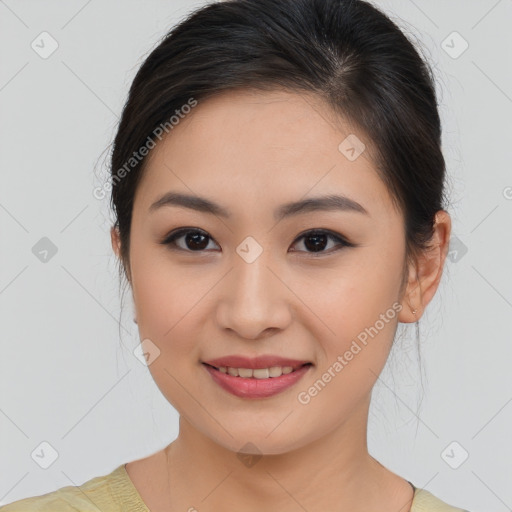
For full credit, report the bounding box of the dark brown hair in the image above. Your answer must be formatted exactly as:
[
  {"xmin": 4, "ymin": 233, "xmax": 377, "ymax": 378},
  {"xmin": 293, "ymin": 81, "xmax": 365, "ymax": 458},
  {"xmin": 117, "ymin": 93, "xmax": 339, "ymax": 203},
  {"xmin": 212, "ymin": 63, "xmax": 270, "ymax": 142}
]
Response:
[{"xmin": 110, "ymin": 0, "xmax": 448, "ymax": 301}]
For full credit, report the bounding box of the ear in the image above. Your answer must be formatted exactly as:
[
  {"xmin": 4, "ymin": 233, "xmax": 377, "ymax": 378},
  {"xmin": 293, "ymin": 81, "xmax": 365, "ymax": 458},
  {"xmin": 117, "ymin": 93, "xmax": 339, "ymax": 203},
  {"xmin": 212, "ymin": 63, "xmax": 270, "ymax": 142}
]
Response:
[
  {"xmin": 398, "ymin": 210, "xmax": 452, "ymax": 323},
  {"xmin": 111, "ymin": 226, "xmax": 133, "ymax": 287},
  {"xmin": 110, "ymin": 226, "xmax": 122, "ymax": 259}
]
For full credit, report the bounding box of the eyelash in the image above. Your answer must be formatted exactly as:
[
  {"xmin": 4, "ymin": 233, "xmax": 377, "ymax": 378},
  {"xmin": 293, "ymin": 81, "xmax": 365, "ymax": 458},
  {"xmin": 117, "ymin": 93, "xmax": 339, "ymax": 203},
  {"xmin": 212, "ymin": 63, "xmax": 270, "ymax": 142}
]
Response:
[{"xmin": 160, "ymin": 227, "xmax": 355, "ymax": 257}]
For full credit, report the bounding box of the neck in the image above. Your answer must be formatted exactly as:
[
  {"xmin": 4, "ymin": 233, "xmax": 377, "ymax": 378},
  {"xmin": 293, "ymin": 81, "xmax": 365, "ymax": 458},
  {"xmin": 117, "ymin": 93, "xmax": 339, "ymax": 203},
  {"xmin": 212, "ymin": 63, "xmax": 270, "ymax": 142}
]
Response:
[{"xmin": 163, "ymin": 396, "xmax": 413, "ymax": 512}]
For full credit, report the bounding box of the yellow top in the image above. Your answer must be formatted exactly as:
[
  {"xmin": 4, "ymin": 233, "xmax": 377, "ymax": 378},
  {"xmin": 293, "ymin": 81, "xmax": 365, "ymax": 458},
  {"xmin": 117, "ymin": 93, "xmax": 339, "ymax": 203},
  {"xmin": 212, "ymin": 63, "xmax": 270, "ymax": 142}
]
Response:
[{"xmin": 0, "ymin": 464, "xmax": 471, "ymax": 512}]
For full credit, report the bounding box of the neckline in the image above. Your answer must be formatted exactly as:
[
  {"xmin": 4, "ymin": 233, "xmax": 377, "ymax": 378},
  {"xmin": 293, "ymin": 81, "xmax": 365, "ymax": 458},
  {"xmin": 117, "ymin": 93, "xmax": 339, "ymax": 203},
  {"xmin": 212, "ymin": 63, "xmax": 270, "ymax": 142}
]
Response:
[
  {"xmin": 117, "ymin": 464, "xmax": 151, "ymax": 511},
  {"xmin": 118, "ymin": 463, "xmax": 419, "ymax": 511}
]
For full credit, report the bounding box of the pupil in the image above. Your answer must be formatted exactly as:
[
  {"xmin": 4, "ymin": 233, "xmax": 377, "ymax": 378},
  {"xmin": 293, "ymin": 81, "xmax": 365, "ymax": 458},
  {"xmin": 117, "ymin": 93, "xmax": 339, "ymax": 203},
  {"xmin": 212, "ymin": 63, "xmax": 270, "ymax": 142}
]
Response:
[
  {"xmin": 305, "ymin": 233, "xmax": 327, "ymax": 252},
  {"xmin": 187, "ymin": 232, "xmax": 208, "ymax": 250}
]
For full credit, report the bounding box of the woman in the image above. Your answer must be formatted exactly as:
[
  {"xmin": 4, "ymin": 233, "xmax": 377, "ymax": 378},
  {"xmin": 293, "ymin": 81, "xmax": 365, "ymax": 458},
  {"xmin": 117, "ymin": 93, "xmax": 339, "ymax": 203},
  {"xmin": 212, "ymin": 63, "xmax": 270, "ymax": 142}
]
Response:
[{"xmin": 1, "ymin": 0, "xmax": 471, "ymax": 510}]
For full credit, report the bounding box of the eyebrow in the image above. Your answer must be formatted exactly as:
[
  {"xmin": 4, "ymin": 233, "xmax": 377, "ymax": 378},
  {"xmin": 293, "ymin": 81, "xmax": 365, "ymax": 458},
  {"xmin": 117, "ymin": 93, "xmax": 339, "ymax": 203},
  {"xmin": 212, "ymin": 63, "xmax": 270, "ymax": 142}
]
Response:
[{"xmin": 149, "ymin": 191, "xmax": 369, "ymax": 220}]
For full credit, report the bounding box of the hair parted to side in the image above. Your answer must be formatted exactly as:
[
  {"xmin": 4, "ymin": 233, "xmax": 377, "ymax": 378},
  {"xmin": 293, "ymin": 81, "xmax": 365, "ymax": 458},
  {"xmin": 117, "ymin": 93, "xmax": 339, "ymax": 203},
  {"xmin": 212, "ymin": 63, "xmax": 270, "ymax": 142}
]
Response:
[{"xmin": 110, "ymin": 0, "xmax": 448, "ymax": 308}]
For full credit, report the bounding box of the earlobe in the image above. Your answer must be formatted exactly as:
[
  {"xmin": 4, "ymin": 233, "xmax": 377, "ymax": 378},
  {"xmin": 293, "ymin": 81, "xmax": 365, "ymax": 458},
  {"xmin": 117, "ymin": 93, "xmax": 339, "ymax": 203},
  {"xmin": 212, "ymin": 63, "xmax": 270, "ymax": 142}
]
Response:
[
  {"xmin": 398, "ymin": 210, "xmax": 452, "ymax": 323},
  {"xmin": 398, "ymin": 264, "xmax": 422, "ymax": 323}
]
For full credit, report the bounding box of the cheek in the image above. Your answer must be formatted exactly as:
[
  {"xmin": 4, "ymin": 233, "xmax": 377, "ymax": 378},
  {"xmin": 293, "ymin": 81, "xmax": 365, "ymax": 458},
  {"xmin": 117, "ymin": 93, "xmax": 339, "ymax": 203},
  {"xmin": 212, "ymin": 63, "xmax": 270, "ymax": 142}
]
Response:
[
  {"xmin": 130, "ymin": 245, "xmax": 207, "ymax": 344},
  {"xmin": 129, "ymin": 253, "xmax": 209, "ymax": 402},
  {"xmin": 308, "ymin": 243, "xmax": 404, "ymax": 366},
  {"xmin": 294, "ymin": 272, "xmax": 402, "ymax": 425}
]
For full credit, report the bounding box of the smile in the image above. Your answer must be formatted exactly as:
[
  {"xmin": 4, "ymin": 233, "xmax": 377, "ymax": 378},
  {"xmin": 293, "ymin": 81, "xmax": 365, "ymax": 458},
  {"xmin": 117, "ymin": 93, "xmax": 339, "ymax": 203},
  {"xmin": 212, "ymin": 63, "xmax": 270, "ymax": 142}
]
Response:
[{"xmin": 202, "ymin": 362, "xmax": 313, "ymax": 399}]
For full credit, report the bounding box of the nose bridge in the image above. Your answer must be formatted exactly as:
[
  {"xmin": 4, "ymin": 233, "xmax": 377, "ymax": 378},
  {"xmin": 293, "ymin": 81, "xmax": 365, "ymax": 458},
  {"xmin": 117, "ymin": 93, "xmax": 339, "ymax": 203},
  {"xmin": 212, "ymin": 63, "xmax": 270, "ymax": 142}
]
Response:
[
  {"xmin": 215, "ymin": 240, "xmax": 291, "ymax": 338},
  {"xmin": 232, "ymin": 232, "xmax": 276, "ymax": 299},
  {"xmin": 235, "ymin": 245, "xmax": 272, "ymax": 302}
]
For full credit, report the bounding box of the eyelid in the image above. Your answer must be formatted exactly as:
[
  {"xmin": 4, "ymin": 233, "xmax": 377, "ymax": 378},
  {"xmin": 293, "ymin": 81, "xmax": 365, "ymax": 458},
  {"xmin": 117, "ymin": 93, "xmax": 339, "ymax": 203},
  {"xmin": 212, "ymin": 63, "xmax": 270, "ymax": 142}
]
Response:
[{"xmin": 293, "ymin": 228, "xmax": 352, "ymax": 246}]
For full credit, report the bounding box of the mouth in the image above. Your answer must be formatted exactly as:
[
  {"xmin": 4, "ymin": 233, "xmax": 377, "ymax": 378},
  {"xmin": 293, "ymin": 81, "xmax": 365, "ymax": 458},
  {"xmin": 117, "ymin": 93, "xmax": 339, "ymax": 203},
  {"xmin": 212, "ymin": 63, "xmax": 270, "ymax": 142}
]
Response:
[
  {"xmin": 202, "ymin": 362, "xmax": 313, "ymax": 379},
  {"xmin": 201, "ymin": 362, "xmax": 313, "ymax": 399}
]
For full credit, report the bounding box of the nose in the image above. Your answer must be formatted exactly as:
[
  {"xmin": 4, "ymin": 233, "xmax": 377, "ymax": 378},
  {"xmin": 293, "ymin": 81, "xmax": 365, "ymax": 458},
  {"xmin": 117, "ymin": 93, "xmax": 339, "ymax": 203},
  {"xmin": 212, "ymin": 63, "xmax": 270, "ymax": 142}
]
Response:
[{"xmin": 215, "ymin": 252, "xmax": 292, "ymax": 340}]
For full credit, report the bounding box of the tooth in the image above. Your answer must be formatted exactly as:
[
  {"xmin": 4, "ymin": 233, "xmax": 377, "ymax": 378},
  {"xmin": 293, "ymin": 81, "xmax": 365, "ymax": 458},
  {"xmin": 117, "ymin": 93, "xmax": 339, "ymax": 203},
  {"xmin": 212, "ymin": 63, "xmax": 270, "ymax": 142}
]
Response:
[
  {"xmin": 238, "ymin": 368, "xmax": 253, "ymax": 378},
  {"xmin": 227, "ymin": 367, "xmax": 239, "ymax": 377},
  {"xmin": 269, "ymin": 366, "xmax": 283, "ymax": 377},
  {"xmin": 253, "ymin": 368, "xmax": 270, "ymax": 379},
  {"xmin": 217, "ymin": 365, "xmax": 300, "ymax": 378}
]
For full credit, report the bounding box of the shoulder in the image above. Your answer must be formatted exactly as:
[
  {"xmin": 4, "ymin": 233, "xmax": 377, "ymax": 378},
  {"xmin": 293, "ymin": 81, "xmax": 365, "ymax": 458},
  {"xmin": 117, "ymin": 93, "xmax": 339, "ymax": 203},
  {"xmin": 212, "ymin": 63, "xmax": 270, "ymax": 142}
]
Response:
[
  {"xmin": 412, "ymin": 487, "xmax": 472, "ymax": 512},
  {"xmin": 0, "ymin": 465, "xmax": 139, "ymax": 512}
]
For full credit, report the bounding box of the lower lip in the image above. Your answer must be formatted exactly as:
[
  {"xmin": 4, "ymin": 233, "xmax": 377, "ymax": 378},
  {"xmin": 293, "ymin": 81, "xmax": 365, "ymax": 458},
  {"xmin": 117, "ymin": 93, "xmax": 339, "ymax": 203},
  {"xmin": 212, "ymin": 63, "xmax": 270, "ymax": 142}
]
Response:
[{"xmin": 202, "ymin": 363, "xmax": 312, "ymax": 399}]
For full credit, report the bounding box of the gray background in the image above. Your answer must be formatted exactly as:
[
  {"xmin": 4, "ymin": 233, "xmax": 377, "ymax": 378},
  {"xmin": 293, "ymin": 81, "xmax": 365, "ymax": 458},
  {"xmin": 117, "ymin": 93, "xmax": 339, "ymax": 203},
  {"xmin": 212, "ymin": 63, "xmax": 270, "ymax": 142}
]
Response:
[{"xmin": 1, "ymin": 1, "xmax": 511, "ymax": 510}]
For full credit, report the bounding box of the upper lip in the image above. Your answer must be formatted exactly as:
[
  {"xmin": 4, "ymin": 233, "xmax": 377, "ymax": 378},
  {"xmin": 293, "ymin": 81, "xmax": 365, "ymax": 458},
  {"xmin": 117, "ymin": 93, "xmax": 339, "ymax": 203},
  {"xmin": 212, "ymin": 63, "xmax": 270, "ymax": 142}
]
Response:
[{"xmin": 203, "ymin": 355, "xmax": 312, "ymax": 370}]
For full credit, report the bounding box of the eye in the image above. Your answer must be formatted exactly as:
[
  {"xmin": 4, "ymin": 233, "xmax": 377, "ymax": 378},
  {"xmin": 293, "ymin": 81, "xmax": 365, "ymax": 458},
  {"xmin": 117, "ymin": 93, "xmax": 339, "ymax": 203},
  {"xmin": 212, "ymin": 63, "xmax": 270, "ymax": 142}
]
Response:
[
  {"xmin": 161, "ymin": 227, "xmax": 353, "ymax": 256},
  {"xmin": 161, "ymin": 228, "xmax": 219, "ymax": 252},
  {"xmin": 290, "ymin": 229, "xmax": 353, "ymax": 256}
]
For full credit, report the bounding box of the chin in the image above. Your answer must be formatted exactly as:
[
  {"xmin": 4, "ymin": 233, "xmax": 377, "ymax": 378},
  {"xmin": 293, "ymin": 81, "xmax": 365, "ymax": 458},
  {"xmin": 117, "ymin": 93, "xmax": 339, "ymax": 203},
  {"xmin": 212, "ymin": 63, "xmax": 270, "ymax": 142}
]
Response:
[{"xmin": 205, "ymin": 426, "xmax": 310, "ymax": 457}]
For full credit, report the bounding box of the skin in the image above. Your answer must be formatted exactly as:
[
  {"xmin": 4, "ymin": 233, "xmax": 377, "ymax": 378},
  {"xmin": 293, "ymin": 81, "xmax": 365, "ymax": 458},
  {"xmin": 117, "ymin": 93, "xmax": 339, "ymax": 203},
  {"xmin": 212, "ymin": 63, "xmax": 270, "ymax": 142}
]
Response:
[{"xmin": 111, "ymin": 89, "xmax": 451, "ymax": 512}]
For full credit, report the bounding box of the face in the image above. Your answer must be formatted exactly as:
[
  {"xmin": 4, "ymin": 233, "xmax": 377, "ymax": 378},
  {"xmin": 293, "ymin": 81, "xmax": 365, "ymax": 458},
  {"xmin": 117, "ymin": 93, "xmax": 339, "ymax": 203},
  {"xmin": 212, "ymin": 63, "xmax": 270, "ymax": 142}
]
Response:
[{"xmin": 116, "ymin": 89, "xmax": 416, "ymax": 455}]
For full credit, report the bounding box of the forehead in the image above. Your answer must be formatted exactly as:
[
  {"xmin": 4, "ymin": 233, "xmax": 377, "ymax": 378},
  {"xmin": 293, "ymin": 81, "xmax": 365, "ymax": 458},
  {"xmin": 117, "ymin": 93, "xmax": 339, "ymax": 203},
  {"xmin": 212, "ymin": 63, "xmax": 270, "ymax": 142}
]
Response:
[{"xmin": 134, "ymin": 88, "xmax": 395, "ymax": 220}]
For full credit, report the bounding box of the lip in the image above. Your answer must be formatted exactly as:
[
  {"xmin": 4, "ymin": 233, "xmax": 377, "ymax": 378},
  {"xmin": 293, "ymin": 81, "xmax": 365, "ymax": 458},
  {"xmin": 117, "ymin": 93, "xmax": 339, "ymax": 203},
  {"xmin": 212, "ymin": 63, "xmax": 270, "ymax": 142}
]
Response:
[
  {"xmin": 202, "ymin": 354, "xmax": 311, "ymax": 370},
  {"xmin": 202, "ymin": 361, "xmax": 313, "ymax": 399}
]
